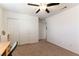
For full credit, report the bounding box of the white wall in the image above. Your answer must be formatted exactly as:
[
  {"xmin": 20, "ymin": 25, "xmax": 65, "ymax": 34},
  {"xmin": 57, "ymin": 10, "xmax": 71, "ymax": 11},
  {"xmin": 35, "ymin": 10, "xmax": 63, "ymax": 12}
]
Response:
[
  {"xmin": 39, "ymin": 19, "xmax": 46, "ymax": 40},
  {"xmin": 46, "ymin": 5, "xmax": 79, "ymax": 54},
  {"xmin": 0, "ymin": 7, "xmax": 4, "ymax": 34},
  {"xmin": 4, "ymin": 11, "xmax": 39, "ymax": 45}
]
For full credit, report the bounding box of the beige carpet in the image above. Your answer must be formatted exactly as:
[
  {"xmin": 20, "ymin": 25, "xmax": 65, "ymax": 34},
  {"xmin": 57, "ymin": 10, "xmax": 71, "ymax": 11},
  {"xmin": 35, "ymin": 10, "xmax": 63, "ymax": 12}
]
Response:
[{"xmin": 13, "ymin": 40, "xmax": 79, "ymax": 56}]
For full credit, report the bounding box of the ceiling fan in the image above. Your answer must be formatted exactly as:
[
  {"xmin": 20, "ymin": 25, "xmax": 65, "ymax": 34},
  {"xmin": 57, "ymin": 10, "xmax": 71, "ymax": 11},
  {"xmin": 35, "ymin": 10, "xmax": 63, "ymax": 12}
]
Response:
[{"xmin": 27, "ymin": 3, "xmax": 60, "ymax": 14}]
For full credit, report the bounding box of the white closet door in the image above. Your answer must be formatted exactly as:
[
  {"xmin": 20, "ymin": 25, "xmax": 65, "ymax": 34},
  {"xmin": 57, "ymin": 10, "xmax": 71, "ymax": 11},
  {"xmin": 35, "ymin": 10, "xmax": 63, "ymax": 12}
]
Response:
[
  {"xmin": 7, "ymin": 19, "xmax": 20, "ymax": 45},
  {"xmin": 7, "ymin": 18, "xmax": 38, "ymax": 45},
  {"xmin": 19, "ymin": 19, "xmax": 37, "ymax": 45},
  {"xmin": 19, "ymin": 19, "xmax": 29, "ymax": 45}
]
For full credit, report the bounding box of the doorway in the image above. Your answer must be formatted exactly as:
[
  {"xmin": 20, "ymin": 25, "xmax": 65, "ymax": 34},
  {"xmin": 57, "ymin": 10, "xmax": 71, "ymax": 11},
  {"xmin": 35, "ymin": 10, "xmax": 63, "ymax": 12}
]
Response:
[{"xmin": 39, "ymin": 18, "xmax": 47, "ymax": 41}]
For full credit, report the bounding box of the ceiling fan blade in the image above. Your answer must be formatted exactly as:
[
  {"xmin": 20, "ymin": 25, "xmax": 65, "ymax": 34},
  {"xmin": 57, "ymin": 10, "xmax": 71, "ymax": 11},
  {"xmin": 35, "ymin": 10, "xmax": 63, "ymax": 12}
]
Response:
[
  {"xmin": 47, "ymin": 3, "xmax": 60, "ymax": 7},
  {"xmin": 27, "ymin": 3, "xmax": 39, "ymax": 6},
  {"xmin": 36, "ymin": 9, "xmax": 40, "ymax": 13},
  {"xmin": 45, "ymin": 8, "xmax": 50, "ymax": 13}
]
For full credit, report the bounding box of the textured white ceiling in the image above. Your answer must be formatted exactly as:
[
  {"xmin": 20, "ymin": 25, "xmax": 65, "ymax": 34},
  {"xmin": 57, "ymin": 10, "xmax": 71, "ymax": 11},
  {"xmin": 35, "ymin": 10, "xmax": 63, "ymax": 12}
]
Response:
[{"xmin": 0, "ymin": 3, "xmax": 79, "ymax": 19}]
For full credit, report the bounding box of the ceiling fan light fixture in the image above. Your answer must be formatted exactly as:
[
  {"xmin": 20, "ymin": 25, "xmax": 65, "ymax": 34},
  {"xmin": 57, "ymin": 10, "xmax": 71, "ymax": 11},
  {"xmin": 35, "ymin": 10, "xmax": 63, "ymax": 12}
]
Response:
[
  {"xmin": 27, "ymin": 3, "xmax": 60, "ymax": 14},
  {"xmin": 40, "ymin": 4, "xmax": 46, "ymax": 10}
]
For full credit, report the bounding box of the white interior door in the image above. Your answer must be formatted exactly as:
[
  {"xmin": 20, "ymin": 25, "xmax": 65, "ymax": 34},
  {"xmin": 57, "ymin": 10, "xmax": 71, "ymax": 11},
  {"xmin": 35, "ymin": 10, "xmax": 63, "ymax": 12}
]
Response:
[
  {"xmin": 19, "ymin": 19, "xmax": 38, "ymax": 45},
  {"xmin": 19, "ymin": 19, "xmax": 30, "ymax": 45},
  {"xmin": 7, "ymin": 19, "xmax": 20, "ymax": 45}
]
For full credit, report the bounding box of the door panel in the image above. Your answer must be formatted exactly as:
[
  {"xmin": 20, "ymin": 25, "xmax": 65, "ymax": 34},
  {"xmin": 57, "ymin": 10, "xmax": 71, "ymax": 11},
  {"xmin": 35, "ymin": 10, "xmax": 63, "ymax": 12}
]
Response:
[
  {"xmin": 7, "ymin": 19, "xmax": 20, "ymax": 45},
  {"xmin": 19, "ymin": 19, "xmax": 38, "ymax": 45}
]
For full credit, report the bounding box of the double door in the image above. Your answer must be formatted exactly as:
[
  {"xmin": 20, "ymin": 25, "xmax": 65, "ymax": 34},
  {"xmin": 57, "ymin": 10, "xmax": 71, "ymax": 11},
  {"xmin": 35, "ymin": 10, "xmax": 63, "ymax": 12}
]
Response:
[{"xmin": 7, "ymin": 19, "xmax": 33, "ymax": 45}]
